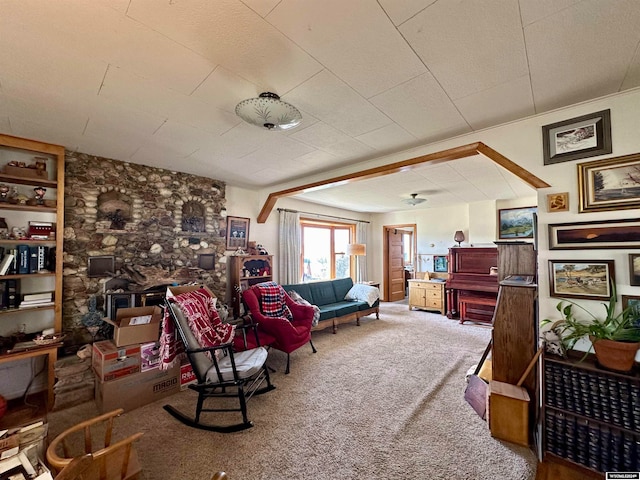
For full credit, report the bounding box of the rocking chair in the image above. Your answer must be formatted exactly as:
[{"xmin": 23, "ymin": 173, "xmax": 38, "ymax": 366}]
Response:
[{"xmin": 163, "ymin": 289, "xmax": 275, "ymax": 432}]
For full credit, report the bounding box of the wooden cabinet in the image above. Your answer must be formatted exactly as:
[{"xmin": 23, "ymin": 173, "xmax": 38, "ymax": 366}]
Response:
[
  {"xmin": 543, "ymin": 351, "xmax": 639, "ymax": 476},
  {"xmin": 229, "ymin": 255, "xmax": 273, "ymax": 317},
  {"xmin": 0, "ymin": 133, "xmax": 65, "ymax": 416},
  {"xmin": 408, "ymin": 279, "xmax": 445, "ymax": 314}
]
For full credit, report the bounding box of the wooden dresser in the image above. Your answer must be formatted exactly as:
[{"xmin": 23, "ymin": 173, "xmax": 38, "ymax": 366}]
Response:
[{"xmin": 408, "ymin": 279, "xmax": 445, "ymax": 314}]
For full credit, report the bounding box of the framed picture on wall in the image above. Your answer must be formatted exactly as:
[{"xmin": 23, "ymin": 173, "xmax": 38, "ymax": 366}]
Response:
[
  {"xmin": 629, "ymin": 254, "xmax": 640, "ymax": 286},
  {"xmin": 622, "ymin": 295, "xmax": 640, "ymax": 325},
  {"xmin": 548, "ymin": 259, "xmax": 614, "ymax": 300},
  {"xmin": 498, "ymin": 206, "xmax": 537, "ymax": 240},
  {"xmin": 433, "ymin": 255, "xmax": 448, "ymax": 272},
  {"xmin": 542, "ymin": 109, "xmax": 612, "ymax": 165},
  {"xmin": 226, "ymin": 216, "xmax": 250, "ymax": 250},
  {"xmin": 578, "ymin": 153, "xmax": 640, "ymax": 213}
]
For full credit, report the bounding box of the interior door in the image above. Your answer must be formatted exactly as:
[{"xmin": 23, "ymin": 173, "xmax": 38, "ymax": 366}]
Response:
[{"xmin": 387, "ymin": 228, "xmax": 406, "ymax": 302}]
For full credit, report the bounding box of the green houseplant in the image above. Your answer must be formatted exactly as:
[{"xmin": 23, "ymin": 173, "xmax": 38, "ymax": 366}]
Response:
[{"xmin": 542, "ymin": 282, "xmax": 640, "ymax": 372}]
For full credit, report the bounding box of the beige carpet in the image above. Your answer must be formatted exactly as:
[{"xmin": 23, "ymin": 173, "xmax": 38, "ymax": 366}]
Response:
[{"xmin": 48, "ymin": 302, "xmax": 537, "ymax": 479}]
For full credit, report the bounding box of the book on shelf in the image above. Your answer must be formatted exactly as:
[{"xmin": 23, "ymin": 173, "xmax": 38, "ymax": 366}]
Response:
[
  {"xmin": 18, "ymin": 300, "xmax": 54, "ymax": 308},
  {"xmin": 0, "ymin": 254, "xmax": 14, "ymax": 276},
  {"xmin": 22, "ymin": 292, "xmax": 52, "ymax": 302}
]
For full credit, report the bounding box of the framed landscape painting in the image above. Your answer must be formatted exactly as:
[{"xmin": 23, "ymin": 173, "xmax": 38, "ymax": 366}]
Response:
[
  {"xmin": 578, "ymin": 153, "xmax": 640, "ymax": 213},
  {"xmin": 629, "ymin": 254, "xmax": 640, "ymax": 286},
  {"xmin": 542, "ymin": 109, "xmax": 612, "ymax": 165},
  {"xmin": 548, "ymin": 260, "xmax": 614, "ymax": 300},
  {"xmin": 548, "ymin": 218, "xmax": 640, "ymax": 250},
  {"xmin": 498, "ymin": 206, "xmax": 537, "ymax": 240}
]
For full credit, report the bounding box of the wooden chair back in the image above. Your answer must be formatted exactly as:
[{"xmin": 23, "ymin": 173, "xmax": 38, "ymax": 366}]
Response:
[{"xmin": 47, "ymin": 408, "xmax": 143, "ymax": 480}]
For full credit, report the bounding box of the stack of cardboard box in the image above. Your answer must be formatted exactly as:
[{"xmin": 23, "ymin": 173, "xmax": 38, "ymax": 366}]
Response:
[{"xmin": 93, "ymin": 306, "xmax": 182, "ymax": 413}]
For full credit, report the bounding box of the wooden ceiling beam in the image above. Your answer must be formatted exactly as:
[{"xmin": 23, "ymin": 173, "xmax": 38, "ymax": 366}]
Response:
[{"xmin": 257, "ymin": 141, "xmax": 550, "ymax": 223}]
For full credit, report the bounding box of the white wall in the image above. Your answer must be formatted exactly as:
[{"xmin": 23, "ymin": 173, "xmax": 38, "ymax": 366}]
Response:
[{"xmin": 236, "ymin": 87, "xmax": 640, "ymax": 338}]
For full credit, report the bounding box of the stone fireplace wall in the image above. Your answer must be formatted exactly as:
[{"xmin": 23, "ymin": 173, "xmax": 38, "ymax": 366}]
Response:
[{"xmin": 64, "ymin": 152, "xmax": 227, "ymax": 344}]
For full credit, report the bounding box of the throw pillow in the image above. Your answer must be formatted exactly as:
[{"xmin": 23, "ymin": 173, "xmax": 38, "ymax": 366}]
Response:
[
  {"xmin": 255, "ymin": 281, "xmax": 293, "ymax": 321},
  {"xmin": 345, "ymin": 283, "xmax": 380, "ymax": 307},
  {"xmin": 288, "ymin": 290, "xmax": 320, "ymax": 327}
]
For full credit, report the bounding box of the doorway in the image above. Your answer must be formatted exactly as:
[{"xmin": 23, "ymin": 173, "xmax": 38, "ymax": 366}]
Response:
[{"xmin": 382, "ymin": 224, "xmax": 416, "ymax": 302}]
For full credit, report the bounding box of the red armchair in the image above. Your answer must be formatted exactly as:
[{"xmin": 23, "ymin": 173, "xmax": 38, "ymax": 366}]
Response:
[{"xmin": 242, "ymin": 283, "xmax": 317, "ymax": 374}]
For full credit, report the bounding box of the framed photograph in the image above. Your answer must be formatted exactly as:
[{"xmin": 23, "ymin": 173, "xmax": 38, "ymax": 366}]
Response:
[
  {"xmin": 548, "ymin": 260, "xmax": 614, "ymax": 300},
  {"xmin": 498, "ymin": 206, "xmax": 537, "ymax": 239},
  {"xmin": 226, "ymin": 216, "xmax": 250, "ymax": 250},
  {"xmin": 578, "ymin": 153, "xmax": 640, "ymax": 213},
  {"xmin": 629, "ymin": 254, "xmax": 640, "ymax": 286},
  {"xmin": 548, "ymin": 218, "xmax": 640, "ymax": 249},
  {"xmin": 622, "ymin": 295, "xmax": 640, "ymax": 324},
  {"xmin": 547, "ymin": 192, "xmax": 569, "ymax": 212},
  {"xmin": 542, "ymin": 109, "xmax": 612, "ymax": 165},
  {"xmin": 433, "ymin": 255, "xmax": 448, "ymax": 273}
]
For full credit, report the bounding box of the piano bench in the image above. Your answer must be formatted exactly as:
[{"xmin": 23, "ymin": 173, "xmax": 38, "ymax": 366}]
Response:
[{"xmin": 458, "ymin": 295, "xmax": 496, "ymax": 325}]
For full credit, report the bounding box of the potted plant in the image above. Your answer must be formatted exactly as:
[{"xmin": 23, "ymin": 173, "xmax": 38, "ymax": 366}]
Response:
[{"xmin": 542, "ymin": 282, "xmax": 640, "ymax": 372}]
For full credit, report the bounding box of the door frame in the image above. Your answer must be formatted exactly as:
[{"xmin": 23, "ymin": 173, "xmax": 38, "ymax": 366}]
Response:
[{"xmin": 382, "ymin": 223, "xmax": 416, "ymax": 301}]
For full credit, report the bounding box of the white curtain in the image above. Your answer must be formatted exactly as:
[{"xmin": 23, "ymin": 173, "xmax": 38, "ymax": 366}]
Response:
[
  {"xmin": 356, "ymin": 221, "xmax": 368, "ymax": 282},
  {"xmin": 278, "ymin": 210, "xmax": 301, "ymax": 284}
]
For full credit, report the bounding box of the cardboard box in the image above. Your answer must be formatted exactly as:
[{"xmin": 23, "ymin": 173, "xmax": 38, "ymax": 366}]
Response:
[
  {"xmin": 140, "ymin": 341, "xmax": 161, "ymax": 372},
  {"xmin": 488, "ymin": 380, "xmax": 530, "ymax": 446},
  {"xmin": 92, "ymin": 340, "xmax": 140, "ymax": 382},
  {"xmin": 179, "ymin": 362, "xmax": 197, "ymax": 390},
  {"xmin": 94, "ymin": 365, "xmax": 180, "ymax": 413},
  {"xmin": 104, "ymin": 306, "xmax": 162, "ymax": 347}
]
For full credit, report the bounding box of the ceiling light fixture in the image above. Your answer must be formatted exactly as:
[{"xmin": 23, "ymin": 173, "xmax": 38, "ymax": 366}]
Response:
[
  {"xmin": 401, "ymin": 193, "xmax": 426, "ymax": 206},
  {"xmin": 235, "ymin": 92, "xmax": 302, "ymax": 131}
]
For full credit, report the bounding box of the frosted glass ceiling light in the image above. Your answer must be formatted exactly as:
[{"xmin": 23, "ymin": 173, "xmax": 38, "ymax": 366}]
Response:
[
  {"xmin": 235, "ymin": 92, "xmax": 302, "ymax": 131},
  {"xmin": 401, "ymin": 193, "xmax": 426, "ymax": 206}
]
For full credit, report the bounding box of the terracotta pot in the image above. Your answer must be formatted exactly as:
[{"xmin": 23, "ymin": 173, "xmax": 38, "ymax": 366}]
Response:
[{"xmin": 589, "ymin": 336, "xmax": 640, "ymax": 372}]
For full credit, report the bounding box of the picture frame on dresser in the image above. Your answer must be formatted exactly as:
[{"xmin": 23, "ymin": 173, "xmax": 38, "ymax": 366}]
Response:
[
  {"xmin": 226, "ymin": 216, "xmax": 250, "ymax": 250},
  {"xmin": 548, "ymin": 259, "xmax": 614, "ymax": 300},
  {"xmin": 542, "ymin": 109, "xmax": 612, "ymax": 165}
]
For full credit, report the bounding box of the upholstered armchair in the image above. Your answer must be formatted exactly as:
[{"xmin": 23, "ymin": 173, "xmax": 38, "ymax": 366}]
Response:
[{"xmin": 242, "ymin": 282, "xmax": 317, "ymax": 374}]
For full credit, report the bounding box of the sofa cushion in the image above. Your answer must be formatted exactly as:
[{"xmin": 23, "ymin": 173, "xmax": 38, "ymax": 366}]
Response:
[
  {"xmin": 282, "ymin": 283, "xmax": 314, "ymax": 304},
  {"xmin": 320, "ymin": 301, "xmax": 359, "ymax": 318},
  {"xmin": 308, "ymin": 281, "xmax": 337, "ymax": 306},
  {"xmin": 357, "ymin": 299, "xmax": 380, "ymax": 310},
  {"xmin": 332, "ymin": 277, "xmax": 354, "ymax": 302}
]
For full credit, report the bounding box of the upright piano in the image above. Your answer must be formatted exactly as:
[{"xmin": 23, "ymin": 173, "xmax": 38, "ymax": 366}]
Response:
[{"xmin": 446, "ymin": 247, "xmax": 498, "ymax": 324}]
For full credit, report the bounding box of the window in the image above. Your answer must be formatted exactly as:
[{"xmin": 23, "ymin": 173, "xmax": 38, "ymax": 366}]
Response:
[{"xmin": 301, "ymin": 220, "xmax": 354, "ymax": 281}]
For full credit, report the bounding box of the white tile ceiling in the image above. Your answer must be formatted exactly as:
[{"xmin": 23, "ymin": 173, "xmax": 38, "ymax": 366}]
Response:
[{"xmin": 1, "ymin": 0, "xmax": 640, "ymax": 212}]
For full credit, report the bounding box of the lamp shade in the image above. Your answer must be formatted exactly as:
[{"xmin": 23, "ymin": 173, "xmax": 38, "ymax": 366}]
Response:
[
  {"xmin": 401, "ymin": 193, "xmax": 426, "ymax": 206},
  {"xmin": 235, "ymin": 92, "xmax": 302, "ymax": 131},
  {"xmin": 346, "ymin": 243, "xmax": 366, "ymax": 256}
]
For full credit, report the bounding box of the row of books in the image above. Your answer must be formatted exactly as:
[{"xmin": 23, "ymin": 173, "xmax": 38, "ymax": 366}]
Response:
[
  {"xmin": 0, "ymin": 246, "xmax": 55, "ymax": 276},
  {"xmin": 545, "ymin": 362, "xmax": 640, "ymax": 430},
  {"xmin": 0, "ymin": 281, "xmax": 53, "ymax": 310},
  {"xmin": 545, "ymin": 409, "xmax": 640, "ymax": 472}
]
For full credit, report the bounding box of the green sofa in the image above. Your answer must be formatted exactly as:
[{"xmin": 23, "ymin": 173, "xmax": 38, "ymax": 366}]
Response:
[{"xmin": 281, "ymin": 277, "xmax": 379, "ymax": 334}]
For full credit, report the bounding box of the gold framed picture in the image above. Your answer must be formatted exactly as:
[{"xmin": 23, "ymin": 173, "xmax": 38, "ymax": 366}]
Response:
[{"xmin": 547, "ymin": 192, "xmax": 569, "ymax": 212}]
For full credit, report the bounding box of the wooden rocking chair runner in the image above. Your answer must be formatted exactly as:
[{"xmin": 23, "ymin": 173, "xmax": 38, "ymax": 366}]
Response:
[
  {"xmin": 46, "ymin": 408, "xmax": 143, "ymax": 480},
  {"xmin": 163, "ymin": 298, "xmax": 275, "ymax": 432}
]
